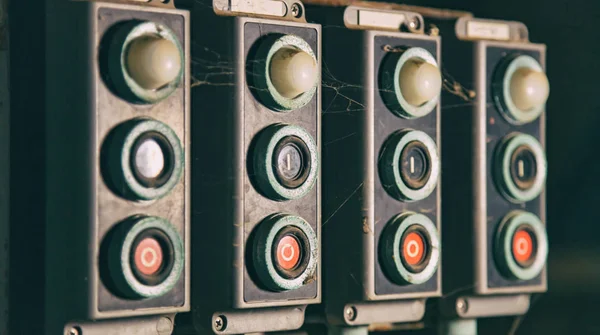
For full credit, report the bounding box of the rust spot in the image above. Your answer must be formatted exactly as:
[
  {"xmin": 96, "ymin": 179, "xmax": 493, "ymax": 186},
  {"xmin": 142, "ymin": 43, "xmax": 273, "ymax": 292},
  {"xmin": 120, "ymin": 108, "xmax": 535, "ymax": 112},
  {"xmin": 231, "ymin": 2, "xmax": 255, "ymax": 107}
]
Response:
[
  {"xmin": 489, "ymin": 117, "xmax": 495, "ymax": 125},
  {"xmin": 362, "ymin": 217, "xmax": 373, "ymax": 234},
  {"xmin": 303, "ymin": 272, "xmax": 317, "ymax": 285}
]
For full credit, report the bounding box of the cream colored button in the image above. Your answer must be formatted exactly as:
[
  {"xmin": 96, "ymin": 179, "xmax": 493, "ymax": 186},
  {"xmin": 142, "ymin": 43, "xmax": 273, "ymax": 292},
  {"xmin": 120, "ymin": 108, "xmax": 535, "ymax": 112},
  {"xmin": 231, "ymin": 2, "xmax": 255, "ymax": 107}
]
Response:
[
  {"xmin": 399, "ymin": 59, "xmax": 442, "ymax": 106},
  {"xmin": 269, "ymin": 48, "xmax": 317, "ymax": 99},
  {"xmin": 126, "ymin": 36, "xmax": 182, "ymax": 90},
  {"xmin": 135, "ymin": 139, "xmax": 165, "ymax": 179},
  {"xmin": 510, "ymin": 68, "xmax": 549, "ymax": 111}
]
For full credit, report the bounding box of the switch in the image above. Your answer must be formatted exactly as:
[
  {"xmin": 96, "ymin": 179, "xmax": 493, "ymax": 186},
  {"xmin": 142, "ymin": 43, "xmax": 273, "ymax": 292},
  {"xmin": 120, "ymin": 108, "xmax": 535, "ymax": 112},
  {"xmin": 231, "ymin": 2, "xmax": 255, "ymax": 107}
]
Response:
[
  {"xmin": 251, "ymin": 214, "xmax": 317, "ymax": 292},
  {"xmin": 402, "ymin": 231, "xmax": 426, "ymax": 270},
  {"xmin": 399, "ymin": 59, "xmax": 442, "ymax": 107},
  {"xmin": 127, "ymin": 36, "xmax": 182, "ymax": 90},
  {"xmin": 509, "ymin": 67, "xmax": 549, "ymax": 111},
  {"xmin": 495, "ymin": 211, "xmax": 547, "ymax": 281},
  {"xmin": 104, "ymin": 216, "xmax": 183, "ymax": 299},
  {"xmin": 134, "ymin": 138, "xmax": 166, "ymax": 180},
  {"xmin": 380, "ymin": 212, "xmax": 440, "ymax": 285},
  {"xmin": 269, "ymin": 48, "xmax": 318, "ymax": 99},
  {"xmin": 512, "ymin": 228, "xmax": 535, "ymax": 267}
]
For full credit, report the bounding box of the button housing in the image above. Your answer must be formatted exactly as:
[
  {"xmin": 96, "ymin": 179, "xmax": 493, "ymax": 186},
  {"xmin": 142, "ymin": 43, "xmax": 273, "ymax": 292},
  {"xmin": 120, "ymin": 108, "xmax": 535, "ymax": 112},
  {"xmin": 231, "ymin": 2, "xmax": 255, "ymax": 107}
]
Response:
[
  {"xmin": 373, "ymin": 34, "xmax": 440, "ymax": 297},
  {"xmin": 485, "ymin": 45, "xmax": 545, "ymax": 290},
  {"xmin": 94, "ymin": 5, "xmax": 188, "ymax": 314}
]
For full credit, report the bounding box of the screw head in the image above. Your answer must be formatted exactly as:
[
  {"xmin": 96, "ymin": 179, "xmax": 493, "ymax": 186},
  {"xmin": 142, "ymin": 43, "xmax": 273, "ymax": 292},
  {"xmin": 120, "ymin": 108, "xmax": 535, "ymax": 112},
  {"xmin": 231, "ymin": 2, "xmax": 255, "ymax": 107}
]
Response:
[
  {"xmin": 408, "ymin": 17, "xmax": 421, "ymax": 31},
  {"xmin": 345, "ymin": 306, "xmax": 357, "ymax": 321},
  {"xmin": 290, "ymin": 3, "xmax": 302, "ymax": 18},
  {"xmin": 214, "ymin": 315, "xmax": 227, "ymax": 332},
  {"xmin": 456, "ymin": 298, "xmax": 468, "ymax": 314}
]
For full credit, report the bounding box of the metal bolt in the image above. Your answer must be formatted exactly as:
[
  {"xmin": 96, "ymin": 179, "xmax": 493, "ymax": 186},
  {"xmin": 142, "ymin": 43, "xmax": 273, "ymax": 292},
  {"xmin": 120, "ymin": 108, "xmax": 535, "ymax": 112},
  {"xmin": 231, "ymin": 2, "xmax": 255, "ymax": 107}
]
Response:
[
  {"xmin": 345, "ymin": 306, "xmax": 357, "ymax": 321},
  {"xmin": 68, "ymin": 327, "xmax": 81, "ymax": 335},
  {"xmin": 156, "ymin": 317, "xmax": 173, "ymax": 333},
  {"xmin": 291, "ymin": 3, "xmax": 302, "ymax": 18},
  {"xmin": 408, "ymin": 17, "xmax": 421, "ymax": 31},
  {"xmin": 456, "ymin": 298, "xmax": 468, "ymax": 314},
  {"xmin": 214, "ymin": 315, "xmax": 227, "ymax": 332}
]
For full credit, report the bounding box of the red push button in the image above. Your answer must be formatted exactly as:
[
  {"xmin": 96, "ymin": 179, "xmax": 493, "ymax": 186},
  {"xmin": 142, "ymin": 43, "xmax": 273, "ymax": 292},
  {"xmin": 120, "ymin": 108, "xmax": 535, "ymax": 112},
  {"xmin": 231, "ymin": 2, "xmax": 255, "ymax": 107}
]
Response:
[
  {"xmin": 402, "ymin": 232, "xmax": 425, "ymax": 266},
  {"xmin": 512, "ymin": 229, "xmax": 533, "ymax": 265},
  {"xmin": 276, "ymin": 235, "xmax": 301, "ymax": 270},
  {"xmin": 134, "ymin": 237, "xmax": 164, "ymax": 276}
]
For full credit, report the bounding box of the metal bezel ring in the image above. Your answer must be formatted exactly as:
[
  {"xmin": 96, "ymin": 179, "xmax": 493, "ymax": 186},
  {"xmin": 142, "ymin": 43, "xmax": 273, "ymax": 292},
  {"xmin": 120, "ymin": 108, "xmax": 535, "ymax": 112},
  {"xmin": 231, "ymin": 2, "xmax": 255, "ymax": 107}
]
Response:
[
  {"xmin": 253, "ymin": 124, "xmax": 318, "ymax": 201},
  {"xmin": 379, "ymin": 129, "xmax": 440, "ymax": 202},
  {"xmin": 494, "ymin": 55, "xmax": 546, "ymax": 125},
  {"xmin": 494, "ymin": 133, "xmax": 546, "ymax": 203},
  {"xmin": 116, "ymin": 118, "xmax": 184, "ymax": 201},
  {"xmin": 251, "ymin": 34, "xmax": 318, "ymax": 112},
  {"xmin": 494, "ymin": 210, "xmax": 547, "ymax": 281},
  {"xmin": 107, "ymin": 216, "xmax": 184, "ymax": 299},
  {"xmin": 380, "ymin": 47, "xmax": 440, "ymax": 119},
  {"xmin": 109, "ymin": 21, "xmax": 184, "ymax": 104},
  {"xmin": 380, "ymin": 212, "xmax": 440, "ymax": 285},
  {"xmin": 252, "ymin": 214, "xmax": 318, "ymax": 291}
]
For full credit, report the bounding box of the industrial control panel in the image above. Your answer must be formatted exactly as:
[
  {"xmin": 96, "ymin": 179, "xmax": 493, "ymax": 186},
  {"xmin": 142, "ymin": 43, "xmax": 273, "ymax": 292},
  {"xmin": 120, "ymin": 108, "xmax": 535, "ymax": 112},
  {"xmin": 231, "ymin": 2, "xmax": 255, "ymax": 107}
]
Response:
[{"xmin": 2, "ymin": 0, "xmax": 551, "ymax": 334}]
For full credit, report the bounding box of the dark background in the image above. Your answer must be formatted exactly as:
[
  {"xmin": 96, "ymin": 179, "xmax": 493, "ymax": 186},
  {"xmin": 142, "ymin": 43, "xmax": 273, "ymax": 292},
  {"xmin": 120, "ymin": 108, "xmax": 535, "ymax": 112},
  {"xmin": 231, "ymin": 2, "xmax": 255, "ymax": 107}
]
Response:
[{"xmin": 396, "ymin": 0, "xmax": 600, "ymax": 333}]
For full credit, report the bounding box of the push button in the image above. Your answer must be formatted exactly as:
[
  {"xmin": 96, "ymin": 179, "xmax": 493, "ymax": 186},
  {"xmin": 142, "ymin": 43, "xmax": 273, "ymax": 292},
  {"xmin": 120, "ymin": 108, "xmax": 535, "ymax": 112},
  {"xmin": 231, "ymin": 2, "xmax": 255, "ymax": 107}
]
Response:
[
  {"xmin": 103, "ymin": 216, "xmax": 184, "ymax": 299},
  {"xmin": 379, "ymin": 129, "xmax": 440, "ymax": 202},
  {"xmin": 276, "ymin": 235, "xmax": 301, "ymax": 271},
  {"xmin": 399, "ymin": 59, "xmax": 442, "ymax": 107},
  {"xmin": 379, "ymin": 47, "xmax": 440, "ymax": 118},
  {"xmin": 495, "ymin": 211, "xmax": 548, "ymax": 281},
  {"xmin": 133, "ymin": 237, "xmax": 164, "ymax": 276},
  {"xmin": 494, "ymin": 54, "xmax": 548, "ymax": 124},
  {"xmin": 251, "ymin": 214, "xmax": 317, "ymax": 292},
  {"xmin": 380, "ymin": 212, "xmax": 440, "ymax": 285},
  {"xmin": 102, "ymin": 118, "xmax": 183, "ymax": 201},
  {"xmin": 494, "ymin": 133, "xmax": 546, "ymax": 203},
  {"xmin": 104, "ymin": 21, "xmax": 183, "ymax": 104},
  {"xmin": 402, "ymin": 231, "xmax": 426, "ymax": 267},
  {"xmin": 249, "ymin": 34, "xmax": 318, "ymax": 111},
  {"xmin": 270, "ymin": 48, "xmax": 318, "ymax": 99},
  {"xmin": 252, "ymin": 124, "xmax": 318, "ymax": 201},
  {"xmin": 126, "ymin": 36, "xmax": 182, "ymax": 91},
  {"xmin": 512, "ymin": 228, "xmax": 534, "ymax": 267},
  {"xmin": 509, "ymin": 68, "xmax": 549, "ymax": 112}
]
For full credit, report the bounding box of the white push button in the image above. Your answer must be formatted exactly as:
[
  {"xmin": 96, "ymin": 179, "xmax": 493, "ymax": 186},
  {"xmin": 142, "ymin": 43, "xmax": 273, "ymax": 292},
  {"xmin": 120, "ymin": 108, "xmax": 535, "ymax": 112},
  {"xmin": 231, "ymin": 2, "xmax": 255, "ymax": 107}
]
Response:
[
  {"xmin": 127, "ymin": 36, "xmax": 182, "ymax": 90},
  {"xmin": 269, "ymin": 48, "xmax": 317, "ymax": 99},
  {"xmin": 399, "ymin": 59, "xmax": 442, "ymax": 106},
  {"xmin": 135, "ymin": 139, "xmax": 165, "ymax": 179},
  {"xmin": 509, "ymin": 68, "xmax": 549, "ymax": 111}
]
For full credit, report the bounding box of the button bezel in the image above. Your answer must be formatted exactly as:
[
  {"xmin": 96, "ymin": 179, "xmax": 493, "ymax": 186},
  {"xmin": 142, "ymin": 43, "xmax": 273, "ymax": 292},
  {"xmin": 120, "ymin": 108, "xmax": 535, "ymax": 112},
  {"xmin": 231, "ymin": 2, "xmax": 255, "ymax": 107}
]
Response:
[
  {"xmin": 379, "ymin": 129, "xmax": 440, "ymax": 202},
  {"xmin": 380, "ymin": 212, "xmax": 440, "ymax": 285},
  {"xmin": 493, "ymin": 54, "xmax": 547, "ymax": 125},
  {"xmin": 494, "ymin": 132, "xmax": 546, "ymax": 203},
  {"xmin": 251, "ymin": 214, "xmax": 318, "ymax": 292},
  {"xmin": 102, "ymin": 118, "xmax": 184, "ymax": 201},
  {"xmin": 248, "ymin": 34, "xmax": 318, "ymax": 112},
  {"xmin": 106, "ymin": 20, "xmax": 184, "ymax": 104},
  {"xmin": 105, "ymin": 216, "xmax": 184, "ymax": 299},
  {"xmin": 379, "ymin": 47, "xmax": 440, "ymax": 119},
  {"xmin": 252, "ymin": 124, "xmax": 318, "ymax": 201},
  {"xmin": 494, "ymin": 211, "xmax": 547, "ymax": 281}
]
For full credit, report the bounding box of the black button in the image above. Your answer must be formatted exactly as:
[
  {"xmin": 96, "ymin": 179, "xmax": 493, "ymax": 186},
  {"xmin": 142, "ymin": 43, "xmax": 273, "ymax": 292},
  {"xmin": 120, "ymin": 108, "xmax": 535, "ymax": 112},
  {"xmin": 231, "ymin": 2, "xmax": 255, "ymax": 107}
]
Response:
[
  {"xmin": 510, "ymin": 145, "xmax": 537, "ymax": 190},
  {"xmin": 400, "ymin": 141, "xmax": 432, "ymax": 190},
  {"xmin": 272, "ymin": 136, "xmax": 311, "ymax": 189}
]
